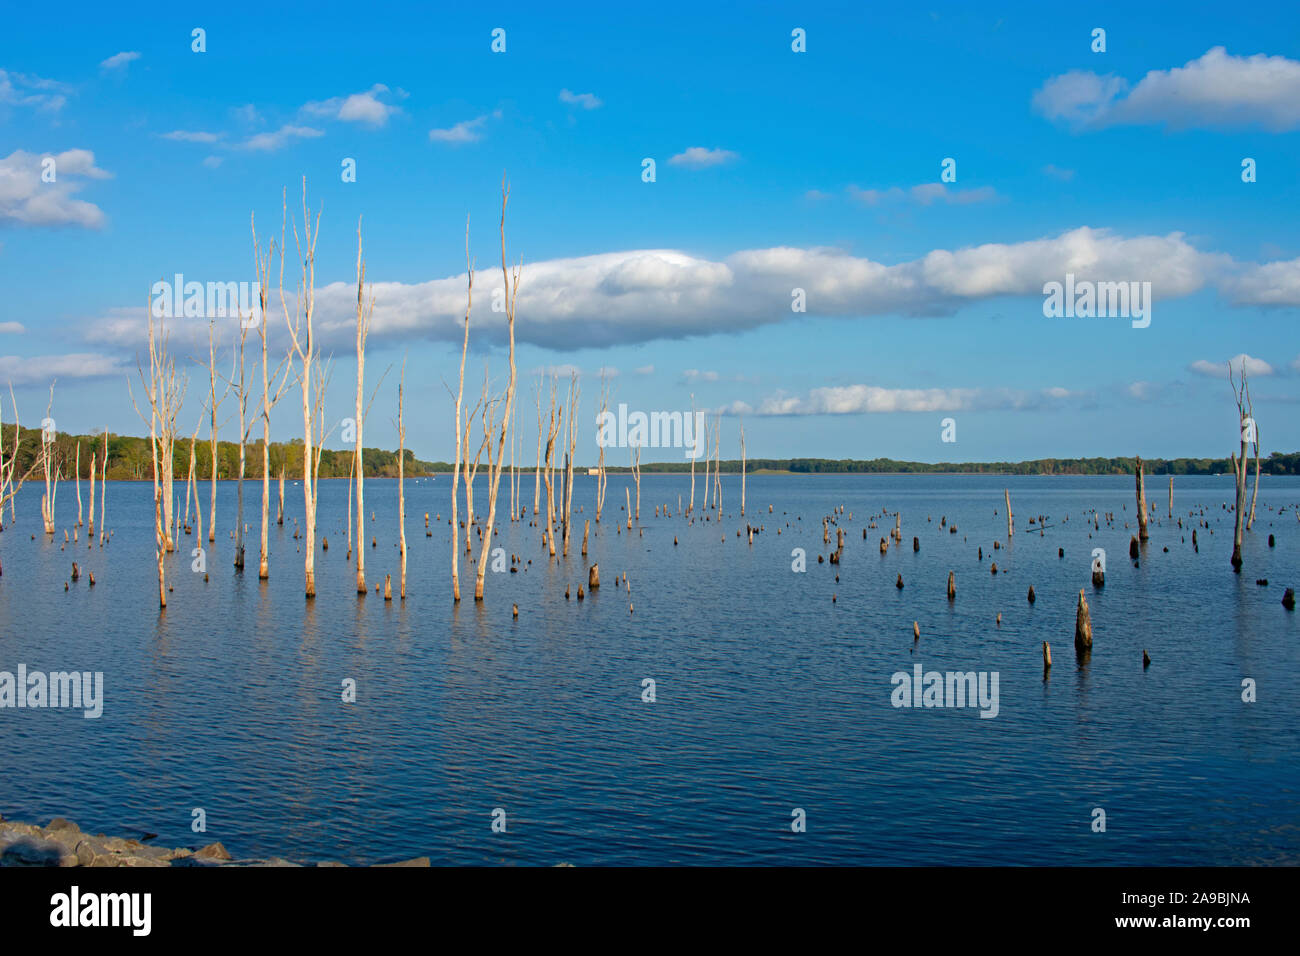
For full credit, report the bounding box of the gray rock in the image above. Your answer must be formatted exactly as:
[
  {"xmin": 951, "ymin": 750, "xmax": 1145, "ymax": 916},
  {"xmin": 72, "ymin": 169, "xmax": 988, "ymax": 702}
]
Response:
[
  {"xmin": 0, "ymin": 836, "xmax": 78, "ymax": 867},
  {"xmin": 375, "ymin": 857, "xmax": 430, "ymax": 867},
  {"xmin": 194, "ymin": 842, "xmax": 232, "ymax": 861}
]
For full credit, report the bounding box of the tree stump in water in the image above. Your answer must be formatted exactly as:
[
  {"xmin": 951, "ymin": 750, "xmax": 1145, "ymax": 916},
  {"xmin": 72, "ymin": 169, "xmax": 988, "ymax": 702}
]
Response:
[{"xmin": 1074, "ymin": 589, "xmax": 1093, "ymax": 651}]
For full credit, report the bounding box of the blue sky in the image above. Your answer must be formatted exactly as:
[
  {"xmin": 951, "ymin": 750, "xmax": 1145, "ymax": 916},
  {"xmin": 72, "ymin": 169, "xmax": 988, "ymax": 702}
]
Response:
[{"xmin": 2, "ymin": 0, "xmax": 1298, "ymax": 464}]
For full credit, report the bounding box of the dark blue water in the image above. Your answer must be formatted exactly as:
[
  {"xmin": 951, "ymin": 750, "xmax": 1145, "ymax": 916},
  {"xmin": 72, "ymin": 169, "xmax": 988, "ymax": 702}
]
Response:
[{"xmin": 1, "ymin": 473, "xmax": 1296, "ymax": 864}]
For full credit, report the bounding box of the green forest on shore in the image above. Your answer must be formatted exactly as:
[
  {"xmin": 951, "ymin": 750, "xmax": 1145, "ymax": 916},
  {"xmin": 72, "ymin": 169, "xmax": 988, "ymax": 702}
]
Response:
[{"xmin": 6, "ymin": 425, "xmax": 1299, "ymax": 481}]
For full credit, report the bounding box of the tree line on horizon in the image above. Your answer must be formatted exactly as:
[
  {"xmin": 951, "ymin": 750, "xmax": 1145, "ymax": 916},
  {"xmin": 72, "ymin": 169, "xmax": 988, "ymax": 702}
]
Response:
[{"xmin": 10, "ymin": 423, "xmax": 1298, "ymax": 480}]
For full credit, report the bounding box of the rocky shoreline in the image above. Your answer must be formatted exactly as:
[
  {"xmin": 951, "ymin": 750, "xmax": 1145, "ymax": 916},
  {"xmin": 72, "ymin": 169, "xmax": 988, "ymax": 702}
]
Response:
[{"xmin": 0, "ymin": 815, "xmax": 430, "ymax": 868}]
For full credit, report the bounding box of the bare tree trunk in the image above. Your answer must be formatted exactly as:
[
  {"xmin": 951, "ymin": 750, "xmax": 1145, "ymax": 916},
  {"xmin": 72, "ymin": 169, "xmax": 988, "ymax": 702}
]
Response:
[
  {"xmin": 281, "ymin": 180, "xmax": 323, "ymax": 597},
  {"xmin": 231, "ymin": 321, "xmax": 250, "ymax": 570},
  {"xmin": 689, "ymin": 394, "xmax": 696, "ymax": 514},
  {"xmin": 450, "ymin": 219, "xmax": 473, "ymax": 602},
  {"xmin": 253, "ymin": 216, "xmax": 289, "ymax": 581},
  {"xmin": 1246, "ymin": 385, "xmax": 1261, "ymax": 531},
  {"xmin": 277, "ymin": 466, "xmax": 284, "ymax": 525},
  {"xmin": 130, "ymin": 297, "xmax": 185, "ymax": 608},
  {"xmin": 183, "ymin": 437, "xmax": 194, "ymax": 529},
  {"xmin": 1229, "ymin": 362, "xmax": 1250, "ymax": 571},
  {"xmin": 1135, "ymin": 456, "xmax": 1148, "ymax": 542},
  {"xmin": 205, "ymin": 319, "xmax": 228, "ymax": 544},
  {"xmin": 533, "ymin": 378, "xmax": 542, "ymax": 522},
  {"xmin": 1168, "ymin": 475, "xmax": 1173, "ymax": 519},
  {"xmin": 40, "ymin": 384, "xmax": 57, "ymax": 534},
  {"xmin": 740, "ymin": 418, "xmax": 746, "ymax": 516},
  {"xmin": 191, "ymin": 436, "xmax": 201, "ymax": 542},
  {"xmin": 74, "ymin": 442, "xmax": 81, "ymax": 528},
  {"xmin": 99, "ymin": 431, "xmax": 107, "ymax": 545},
  {"xmin": 542, "ymin": 376, "xmax": 560, "ymax": 558},
  {"xmin": 354, "ymin": 219, "xmax": 374, "ymax": 594},
  {"xmin": 631, "ymin": 443, "xmax": 640, "ymax": 521},
  {"xmin": 1004, "ymin": 488, "xmax": 1013, "ymax": 539},
  {"xmin": 398, "ymin": 360, "xmax": 407, "ymax": 600},
  {"xmin": 713, "ymin": 413, "xmax": 721, "ymax": 513},
  {"xmin": 87, "ymin": 431, "xmax": 96, "ymax": 537},
  {"xmin": 472, "ymin": 176, "xmax": 521, "ymax": 602},
  {"xmin": 561, "ymin": 374, "xmax": 577, "ymax": 557}
]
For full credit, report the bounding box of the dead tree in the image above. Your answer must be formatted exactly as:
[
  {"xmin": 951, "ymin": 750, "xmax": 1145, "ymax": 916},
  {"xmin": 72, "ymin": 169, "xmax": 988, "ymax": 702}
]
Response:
[
  {"xmin": 280, "ymin": 180, "xmax": 326, "ymax": 597},
  {"xmin": 86, "ymin": 427, "xmax": 96, "ymax": 537},
  {"xmin": 354, "ymin": 218, "xmax": 374, "ymax": 595},
  {"xmin": 129, "ymin": 297, "xmax": 186, "ymax": 608},
  {"xmin": 739, "ymin": 417, "xmax": 746, "ymax": 516},
  {"xmin": 98, "ymin": 430, "xmax": 107, "ymax": 545},
  {"xmin": 222, "ymin": 303, "xmax": 253, "ymax": 569},
  {"xmin": 74, "ymin": 442, "xmax": 81, "ymax": 528},
  {"xmin": 631, "ymin": 442, "xmax": 640, "ymax": 522},
  {"xmin": 471, "ymin": 178, "xmax": 519, "ymax": 602},
  {"xmin": 253, "ymin": 214, "xmax": 293, "ymax": 579},
  {"xmin": 470, "ymin": 175, "xmax": 520, "ymax": 600},
  {"xmin": 533, "ymin": 376, "xmax": 543, "ymax": 523},
  {"xmin": 1004, "ymin": 488, "xmax": 1013, "ymax": 539},
  {"xmin": 1135, "ymin": 456, "xmax": 1149, "ymax": 542},
  {"xmin": 450, "ymin": 218, "xmax": 473, "ymax": 602},
  {"xmin": 689, "ymin": 394, "xmax": 697, "ymax": 514},
  {"xmin": 1229, "ymin": 361, "xmax": 1251, "ymax": 571},
  {"xmin": 397, "ymin": 359, "xmax": 407, "ymax": 600},
  {"xmin": 1245, "ymin": 382, "xmax": 1262, "ymax": 531},
  {"xmin": 0, "ymin": 387, "xmax": 38, "ymax": 519},
  {"xmin": 39, "ymin": 383, "xmax": 58, "ymax": 534},
  {"xmin": 562, "ymin": 373, "xmax": 578, "ymax": 556},
  {"xmin": 542, "ymin": 375, "xmax": 562, "ymax": 557},
  {"xmin": 713, "ymin": 413, "xmax": 722, "ymax": 513},
  {"xmin": 203, "ymin": 317, "xmax": 232, "ymax": 544},
  {"xmin": 596, "ymin": 371, "xmax": 609, "ymax": 522}
]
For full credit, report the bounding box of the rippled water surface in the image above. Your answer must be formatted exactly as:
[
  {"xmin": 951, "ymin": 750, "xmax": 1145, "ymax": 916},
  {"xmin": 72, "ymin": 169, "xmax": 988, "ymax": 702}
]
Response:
[{"xmin": 2, "ymin": 473, "xmax": 1297, "ymax": 865}]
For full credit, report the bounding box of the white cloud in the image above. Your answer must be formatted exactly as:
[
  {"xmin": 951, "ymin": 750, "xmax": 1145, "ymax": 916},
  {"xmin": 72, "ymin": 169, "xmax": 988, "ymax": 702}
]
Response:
[
  {"xmin": 161, "ymin": 130, "xmax": 222, "ymax": 143},
  {"xmin": 848, "ymin": 184, "xmax": 996, "ymax": 205},
  {"xmin": 0, "ymin": 69, "xmax": 69, "ymax": 112},
  {"xmin": 738, "ymin": 384, "xmax": 1080, "ymax": 416},
  {"xmin": 668, "ymin": 147, "xmax": 738, "ymax": 168},
  {"xmin": 202, "ymin": 156, "xmax": 223, "ymax": 168},
  {"xmin": 231, "ymin": 104, "xmax": 262, "ymax": 125},
  {"xmin": 683, "ymin": 369, "xmax": 721, "ymax": 383},
  {"xmin": 0, "ymin": 322, "xmax": 25, "ymax": 334},
  {"xmin": 910, "ymin": 183, "xmax": 998, "ymax": 205},
  {"xmin": 237, "ymin": 124, "xmax": 323, "ymax": 151},
  {"xmin": 429, "ymin": 114, "xmax": 492, "ymax": 144},
  {"xmin": 0, "ymin": 353, "xmax": 127, "ymax": 386},
  {"xmin": 303, "ymin": 84, "xmax": 403, "ymax": 126},
  {"xmin": 635, "ymin": 365, "xmax": 655, "ymax": 375},
  {"xmin": 559, "ymin": 89, "xmax": 602, "ymax": 109},
  {"xmin": 1220, "ymin": 257, "xmax": 1300, "ymax": 306},
  {"xmin": 77, "ymin": 227, "xmax": 1243, "ymax": 353},
  {"xmin": 1043, "ymin": 164, "xmax": 1075, "ymax": 181},
  {"xmin": 1035, "ymin": 47, "xmax": 1300, "ymax": 131},
  {"xmin": 100, "ymin": 51, "xmax": 141, "ymax": 71},
  {"xmin": 1189, "ymin": 354, "xmax": 1275, "ymax": 379},
  {"xmin": 0, "ymin": 149, "xmax": 111, "ymax": 227}
]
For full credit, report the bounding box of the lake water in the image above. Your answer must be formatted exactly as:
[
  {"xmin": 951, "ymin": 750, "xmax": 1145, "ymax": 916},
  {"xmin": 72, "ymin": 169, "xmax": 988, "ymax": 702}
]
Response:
[{"xmin": 1, "ymin": 473, "xmax": 1297, "ymax": 865}]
